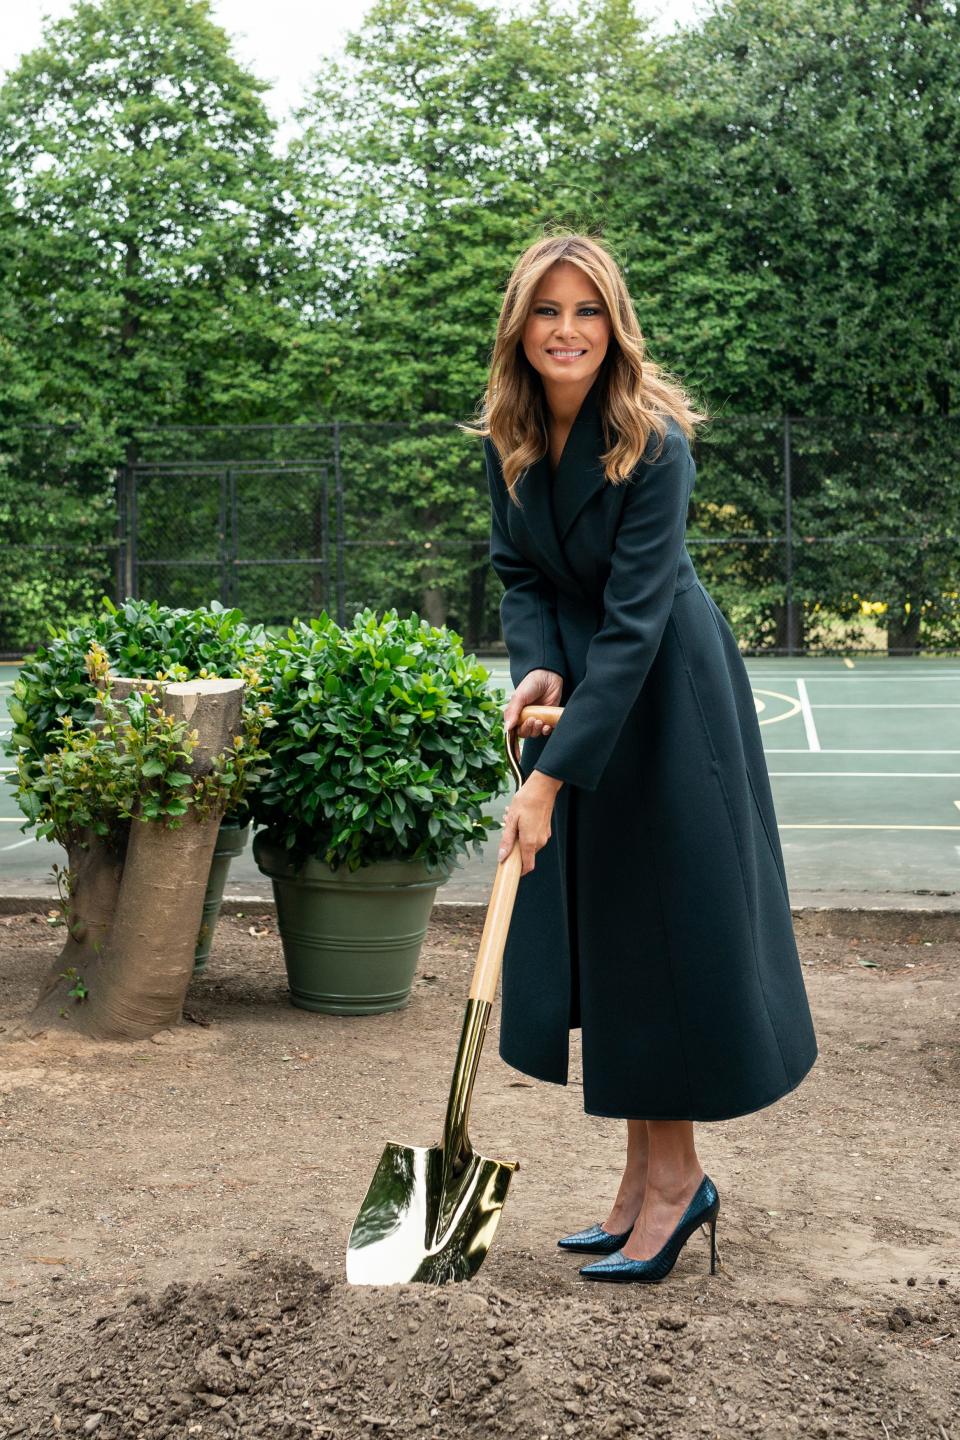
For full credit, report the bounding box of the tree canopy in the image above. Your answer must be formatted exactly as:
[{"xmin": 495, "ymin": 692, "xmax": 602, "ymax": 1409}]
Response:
[
  {"xmin": 0, "ymin": 0, "xmax": 297, "ymax": 457},
  {"xmin": 3, "ymin": 0, "xmax": 954, "ymax": 433},
  {"xmin": 1, "ymin": 0, "xmax": 956, "ymax": 654}
]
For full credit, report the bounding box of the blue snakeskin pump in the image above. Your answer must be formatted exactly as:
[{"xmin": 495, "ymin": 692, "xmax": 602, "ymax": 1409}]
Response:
[
  {"xmin": 579, "ymin": 1174, "xmax": 720, "ymax": 1283},
  {"xmin": 557, "ymin": 1221, "xmax": 634, "ymax": 1254}
]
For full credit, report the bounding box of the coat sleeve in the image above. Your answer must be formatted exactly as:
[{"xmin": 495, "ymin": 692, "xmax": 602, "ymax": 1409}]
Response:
[
  {"xmin": 532, "ymin": 422, "xmax": 694, "ymax": 793},
  {"xmin": 485, "ymin": 437, "xmax": 567, "ymax": 687}
]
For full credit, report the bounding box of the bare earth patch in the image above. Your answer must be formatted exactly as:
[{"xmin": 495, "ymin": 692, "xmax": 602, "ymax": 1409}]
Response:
[{"xmin": 0, "ymin": 909, "xmax": 958, "ymax": 1438}]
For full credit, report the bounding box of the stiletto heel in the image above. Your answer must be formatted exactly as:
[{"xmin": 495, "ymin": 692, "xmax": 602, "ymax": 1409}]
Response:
[
  {"xmin": 703, "ymin": 1208, "xmax": 720, "ymax": 1274},
  {"xmin": 579, "ymin": 1174, "xmax": 720, "ymax": 1285}
]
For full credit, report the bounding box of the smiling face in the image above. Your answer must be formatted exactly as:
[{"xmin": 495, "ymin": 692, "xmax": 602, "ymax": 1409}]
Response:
[{"xmin": 521, "ymin": 259, "xmax": 612, "ymax": 397}]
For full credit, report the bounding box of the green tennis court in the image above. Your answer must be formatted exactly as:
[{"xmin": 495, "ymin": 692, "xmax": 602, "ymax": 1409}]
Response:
[{"xmin": 2, "ymin": 655, "xmax": 958, "ymax": 902}]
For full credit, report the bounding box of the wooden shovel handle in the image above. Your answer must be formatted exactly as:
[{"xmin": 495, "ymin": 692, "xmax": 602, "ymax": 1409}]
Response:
[
  {"xmin": 469, "ymin": 703, "xmax": 565, "ymax": 1004},
  {"xmin": 509, "ymin": 704, "xmax": 564, "ymax": 731}
]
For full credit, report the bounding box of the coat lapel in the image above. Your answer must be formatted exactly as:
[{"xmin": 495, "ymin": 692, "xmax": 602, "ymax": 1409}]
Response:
[
  {"xmin": 514, "ymin": 371, "xmax": 610, "ymax": 592},
  {"xmin": 551, "ymin": 374, "xmax": 610, "ymax": 543}
]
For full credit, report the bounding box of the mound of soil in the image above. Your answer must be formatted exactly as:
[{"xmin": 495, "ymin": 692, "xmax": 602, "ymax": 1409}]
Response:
[{"xmin": 2, "ymin": 1251, "xmax": 959, "ymax": 1440}]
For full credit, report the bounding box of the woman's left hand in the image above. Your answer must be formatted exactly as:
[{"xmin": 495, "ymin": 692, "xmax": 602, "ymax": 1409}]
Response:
[{"xmin": 498, "ymin": 771, "xmax": 562, "ymax": 875}]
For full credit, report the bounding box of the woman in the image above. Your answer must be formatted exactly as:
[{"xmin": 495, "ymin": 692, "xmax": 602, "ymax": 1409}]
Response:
[{"xmin": 463, "ymin": 233, "xmax": 818, "ymax": 1285}]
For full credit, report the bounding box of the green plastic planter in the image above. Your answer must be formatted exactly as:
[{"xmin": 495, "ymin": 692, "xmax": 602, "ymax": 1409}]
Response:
[
  {"xmin": 194, "ymin": 818, "xmax": 252, "ymax": 972},
  {"xmin": 252, "ymin": 830, "xmax": 452, "ymax": 1014}
]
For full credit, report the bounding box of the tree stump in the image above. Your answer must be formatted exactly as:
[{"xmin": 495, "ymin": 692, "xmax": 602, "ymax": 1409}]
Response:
[
  {"xmin": 85, "ymin": 679, "xmax": 244, "ymax": 1039},
  {"xmin": 27, "ymin": 676, "xmax": 151, "ymax": 1027},
  {"xmin": 25, "ymin": 678, "xmax": 244, "ymax": 1041}
]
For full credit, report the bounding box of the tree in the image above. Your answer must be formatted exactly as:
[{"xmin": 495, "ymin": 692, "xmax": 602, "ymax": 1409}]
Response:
[
  {"xmin": 596, "ymin": 0, "xmax": 960, "ymax": 651},
  {"xmin": 617, "ymin": 0, "xmax": 960, "ymax": 417},
  {"xmin": 289, "ymin": 0, "xmax": 665, "ymax": 626},
  {"xmin": 0, "ymin": 0, "xmax": 299, "ymax": 456}
]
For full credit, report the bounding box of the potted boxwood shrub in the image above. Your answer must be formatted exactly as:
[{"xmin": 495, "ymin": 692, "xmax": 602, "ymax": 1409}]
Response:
[
  {"xmin": 250, "ymin": 608, "xmax": 506, "ymax": 1015},
  {"xmin": 6, "ymin": 598, "xmax": 269, "ymax": 970}
]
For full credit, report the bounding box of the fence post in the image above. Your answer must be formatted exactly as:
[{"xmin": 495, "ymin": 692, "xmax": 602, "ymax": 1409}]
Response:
[
  {"xmin": 783, "ymin": 414, "xmax": 796, "ymax": 656},
  {"xmin": 116, "ymin": 463, "xmax": 138, "ymax": 601},
  {"xmin": 218, "ymin": 469, "xmax": 229, "ymax": 608},
  {"xmin": 334, "ymin": 420, "xmax": 346, "ymax": 626},
  {"xmin": 228, "ymin": 467, "xmax": 240, "ymax": 609},
  {"xmin": 319, "ymin": 463, "xmax": 330, "ymax": 616},
  {"xmin": 129, "ymin": 464, "xmax": 139, "ymax": 600},
  {"xmin": 115, "ymin": 466, "xmax": 129, "ymax": 604}
]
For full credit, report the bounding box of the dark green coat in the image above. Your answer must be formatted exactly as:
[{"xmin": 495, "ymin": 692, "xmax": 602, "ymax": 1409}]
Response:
[{"xmin": 485, "ymin": 374, "xmax": 818, "ymax": 1121}]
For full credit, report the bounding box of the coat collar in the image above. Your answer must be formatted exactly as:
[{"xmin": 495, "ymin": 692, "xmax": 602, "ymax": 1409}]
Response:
[{"xmin": 515, "ymin": 370, "xmax": 611, "ymax": 590}]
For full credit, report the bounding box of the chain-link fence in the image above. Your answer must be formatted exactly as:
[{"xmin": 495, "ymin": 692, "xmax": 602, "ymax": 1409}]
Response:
[{"xmin": 1, "ymin": 415, "xmax": 958, "ymax": 657}]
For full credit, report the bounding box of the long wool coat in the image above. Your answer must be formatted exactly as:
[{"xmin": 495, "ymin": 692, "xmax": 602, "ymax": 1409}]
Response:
[{"xmin": 485, "ymin": 374, "xmax": 818, "ymax": 1121}]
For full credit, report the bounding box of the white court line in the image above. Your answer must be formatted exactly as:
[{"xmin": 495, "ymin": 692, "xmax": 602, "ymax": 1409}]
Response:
[
  {"xmin": 794, "ymin": 679, "xmax": 820, "ymax": 751},
  {"xmin": 745, "ymin": 673, "xmax": 960, "ymax": 680},
  {"xmin": 765, "ymin": 749, "xmax": 960, "ymax": 754},
  {"xmin": 810, "ymin": 703, "xmax": 960, "ymax": 708},
  {"xmin": 768, "ymin": 772, "xmax": 960, "ymax": 777},
  {"xmin": 746, "ymin": 675, "xmax": 960, "ymax": 682},
  {"xmin": 780, "ymin": 824, "xmax": 960, "ymax": 831},
  {"xmin": 1, "ymin": 837, "xmax": 35, "ymax": 851}
]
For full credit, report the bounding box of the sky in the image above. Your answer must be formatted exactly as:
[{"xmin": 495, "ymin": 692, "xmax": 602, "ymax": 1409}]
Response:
[{"xmin": 2, "ymin": 0, "xmax": 712, "ymax": 141}]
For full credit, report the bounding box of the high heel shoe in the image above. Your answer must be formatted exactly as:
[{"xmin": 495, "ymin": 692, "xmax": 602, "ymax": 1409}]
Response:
[
  {"xmin": 579, "ymin": 1174, "xmax": 720, "ymax": 1283},
  {"xmin": 557, "ymin": 1221, "xmax": 635, "ymax": 1255}
]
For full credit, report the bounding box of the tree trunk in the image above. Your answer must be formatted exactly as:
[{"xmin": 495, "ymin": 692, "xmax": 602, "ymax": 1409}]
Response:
[
  {"xmin": 466, "ymin": 540, "xmax": 487, "ymax": 651},
  {"xmin": 23, "ymin": 829, "xmax": 128, "ymax": 1033},
  {"xmin": 772, "ymin": 600, "xmax": 805, "ymax": 654},
  {"xmin": 83, "ymin": 806, "xmax": 225, "ymax": 1038},
  {"xmin": 421, "ymin": 584, "xmax": 447, "ymax": 627},
  {"xmin": 417, "ymin": 504, "xmax": 447, "ymax": 627},
  {"xmin": 20, "ymin": 677, "xmax": 152, "ymax": 1035},
  {"xmin": 83, "ymin": 678, "xmax": 244, "ymax": 1040},
  {"xmin": 20, "ymin": 679, "xmax": 245, "ymax": 1042},
  {"xmin": 887, "ymin": 605, "xmax": 922, "ymax": 655}
]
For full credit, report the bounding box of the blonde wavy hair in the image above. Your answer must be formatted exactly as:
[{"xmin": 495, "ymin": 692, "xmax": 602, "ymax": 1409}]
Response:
[{"xmin": 460, "ymin": 231, "xmax": 710, "ymax": 504}]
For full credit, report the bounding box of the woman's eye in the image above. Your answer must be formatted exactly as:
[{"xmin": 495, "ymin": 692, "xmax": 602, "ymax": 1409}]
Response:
[{"xmin": 535, "ymin": 306, "xmax": 601, "ymax": 316}]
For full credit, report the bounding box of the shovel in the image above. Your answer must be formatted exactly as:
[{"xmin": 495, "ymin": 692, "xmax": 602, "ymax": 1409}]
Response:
[{"xmin": 346, "ymin": 703, "xmax": 564, "ymax": 1286}]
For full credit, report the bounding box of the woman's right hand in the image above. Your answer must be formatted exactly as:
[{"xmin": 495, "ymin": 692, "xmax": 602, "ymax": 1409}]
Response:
[{"xmin": 502, "ymin": 667, "xmax": 564, "ymax": 739}]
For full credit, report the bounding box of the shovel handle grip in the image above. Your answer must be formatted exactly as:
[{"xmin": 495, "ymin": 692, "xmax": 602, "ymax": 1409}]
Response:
[
  {"xmin": 511, "ymin": 703, "xmax": 564, "ymax": 728},
  {"xmin": 469, "ymin": 703, "xmax": 565, "ymax": 1004}
]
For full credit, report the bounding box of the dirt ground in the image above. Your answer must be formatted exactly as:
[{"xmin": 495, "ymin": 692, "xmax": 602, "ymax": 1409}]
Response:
[{"xmin": 0, "ymin": 906, "xmax": 958, "ymax": 1440}]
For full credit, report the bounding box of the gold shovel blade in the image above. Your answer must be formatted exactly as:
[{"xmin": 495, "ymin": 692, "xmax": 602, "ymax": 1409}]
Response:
[{"xmin": 346, "ymin": 1138, "xmax": 517, "ymax": 1286}]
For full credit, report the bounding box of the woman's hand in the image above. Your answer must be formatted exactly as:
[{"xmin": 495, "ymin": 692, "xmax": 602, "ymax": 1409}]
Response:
[
  {"xmin": 502, "ymin": 667, "xmax": 563, "ymax": 739},
  {"xmin": 499, "ymin": 668, "xmax": 565, "ymax": 875},
  {"xmin": 497, "ymin": 771, "xmax": 562, "ymax": 875}
]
